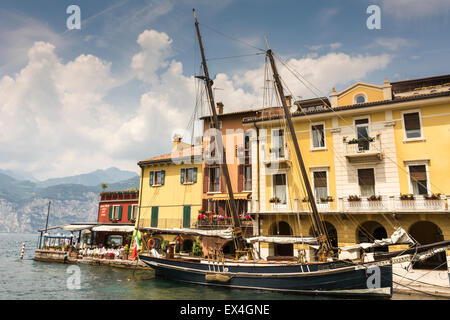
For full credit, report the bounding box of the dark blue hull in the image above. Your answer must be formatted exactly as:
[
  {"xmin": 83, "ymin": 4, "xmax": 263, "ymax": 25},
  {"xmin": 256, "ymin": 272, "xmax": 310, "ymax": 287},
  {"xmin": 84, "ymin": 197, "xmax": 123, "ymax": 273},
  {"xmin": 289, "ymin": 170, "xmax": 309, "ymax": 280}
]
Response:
[{"xmin": 139, "ymin": 254, "xmax": 393, "ymax": 298}]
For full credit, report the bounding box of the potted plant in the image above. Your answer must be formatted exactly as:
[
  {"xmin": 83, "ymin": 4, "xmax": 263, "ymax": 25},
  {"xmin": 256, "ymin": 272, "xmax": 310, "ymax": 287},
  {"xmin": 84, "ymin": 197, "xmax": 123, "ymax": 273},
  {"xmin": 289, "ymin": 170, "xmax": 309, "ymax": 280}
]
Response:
[
  {"xmin": 269, "ymin": 197, "xmax": 281, "ymax": 204},
  {"xmin": 347, "ymin": 195, "xmax": 361, "ymax": 202},
  {"xmin": 192, "ymin": 240, "xmax": 203, "ymax": 257},
  {"xmin": 367, "ymin": 195, "xmax": 382, "ymax": 201},
  {"xmin": 320, "ymin": 196, "xmax": 334, "ymax": 202},
  {"xmin": 424, "ymin": 193, "xmax": 441, "ymax": 200},
  {"xmin": 400, "ymin": 193, "xmax": 415, "ymax": 200},
  {"xmin": 347, "ymin": 138, "xmax": 360, "ymax": 145}
]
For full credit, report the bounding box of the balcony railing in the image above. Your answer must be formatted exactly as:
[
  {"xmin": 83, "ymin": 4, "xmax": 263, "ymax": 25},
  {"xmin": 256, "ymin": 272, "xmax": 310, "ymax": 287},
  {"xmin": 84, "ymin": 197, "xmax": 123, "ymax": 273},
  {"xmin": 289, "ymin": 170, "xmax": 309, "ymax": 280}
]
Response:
[
  {"xmin": 345, "ymin": 139, "xmax": 383, "ymax": 163},
  {"xmin": 338, "ymin": 195, "xmax": 448, "ymax": 213}
]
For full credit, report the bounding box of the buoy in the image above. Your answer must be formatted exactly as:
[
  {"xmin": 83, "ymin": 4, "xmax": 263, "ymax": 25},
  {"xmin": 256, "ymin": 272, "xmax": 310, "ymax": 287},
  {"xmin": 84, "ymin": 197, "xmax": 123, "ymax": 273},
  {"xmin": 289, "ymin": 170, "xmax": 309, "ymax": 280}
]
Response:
[{"xmin": 20, "ymin": 243, "xmax": 25, "ymax": 260}]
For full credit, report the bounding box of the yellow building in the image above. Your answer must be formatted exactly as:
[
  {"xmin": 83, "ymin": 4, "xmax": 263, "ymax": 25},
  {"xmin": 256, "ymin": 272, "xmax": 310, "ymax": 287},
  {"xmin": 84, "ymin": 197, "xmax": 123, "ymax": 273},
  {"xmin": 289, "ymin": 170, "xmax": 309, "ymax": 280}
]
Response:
[
  {"xmin": 243, "ymin": 74, "xmax": 450, "ymax": 266},
  {"xmin": 135, "ymin": 137, "xmax": 203, "ymax": 249}
]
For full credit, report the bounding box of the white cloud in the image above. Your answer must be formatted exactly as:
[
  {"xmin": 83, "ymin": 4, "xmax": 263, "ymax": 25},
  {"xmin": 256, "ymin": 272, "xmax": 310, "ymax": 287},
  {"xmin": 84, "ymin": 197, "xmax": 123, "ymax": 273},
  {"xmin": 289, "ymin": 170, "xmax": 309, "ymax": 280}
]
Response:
[
  {"xmin": 369, "ymin": 37, "xmax": 414, "ymax": 51},
  {"xmin": 306, "ymin": 43, "xmax": 343, "ymax": 51},
  {"xmin": 131, "ymin": 30, "xmax": 173, "ymax": 83},
  {"xmin": 0, "ymin": 29, "xmax": 392, "ymax": 180},
  {"xmin": 233, "ymin": 52, "xmax": 392, "ymax": 102},
  {"xmin": 378, "ymin": 0, "xmax": 450, "ymax": 18}
]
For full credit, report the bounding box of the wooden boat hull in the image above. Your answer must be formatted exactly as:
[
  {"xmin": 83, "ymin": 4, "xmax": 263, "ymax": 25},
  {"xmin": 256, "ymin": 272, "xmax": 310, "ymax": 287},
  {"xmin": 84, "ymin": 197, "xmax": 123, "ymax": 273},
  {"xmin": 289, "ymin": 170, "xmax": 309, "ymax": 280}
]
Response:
[{"xmin": 139, "ymin": 254, "xmax": 393, "ymax": 298}]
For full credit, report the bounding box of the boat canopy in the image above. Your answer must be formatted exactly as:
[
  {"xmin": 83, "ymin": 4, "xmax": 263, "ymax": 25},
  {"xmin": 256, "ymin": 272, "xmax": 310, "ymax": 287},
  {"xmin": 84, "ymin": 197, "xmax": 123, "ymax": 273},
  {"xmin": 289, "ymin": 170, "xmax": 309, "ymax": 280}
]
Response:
[
  {"xmin": 91, "ymin": 225, "xmax": 135, "ymax": 232},
  {"xmin": 340, "ymin": 227, "xmax": 415, "ymax": 252}
]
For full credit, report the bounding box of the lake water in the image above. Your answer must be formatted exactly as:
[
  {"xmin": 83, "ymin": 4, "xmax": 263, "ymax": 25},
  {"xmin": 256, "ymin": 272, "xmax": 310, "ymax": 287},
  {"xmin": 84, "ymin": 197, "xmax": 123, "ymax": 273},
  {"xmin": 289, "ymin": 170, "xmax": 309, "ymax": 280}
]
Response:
[{"xmin": 0, "ymin": 233, "xmax": 435, "ymax": 300}]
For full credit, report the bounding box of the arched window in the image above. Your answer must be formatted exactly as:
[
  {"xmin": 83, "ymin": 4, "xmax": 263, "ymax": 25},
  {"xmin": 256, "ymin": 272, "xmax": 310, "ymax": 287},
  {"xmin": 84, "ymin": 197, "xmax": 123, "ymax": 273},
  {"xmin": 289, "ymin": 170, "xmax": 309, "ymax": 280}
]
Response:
[{"xmin": 355, "ymin": 94, "xmax": 366, "ymax": 104}]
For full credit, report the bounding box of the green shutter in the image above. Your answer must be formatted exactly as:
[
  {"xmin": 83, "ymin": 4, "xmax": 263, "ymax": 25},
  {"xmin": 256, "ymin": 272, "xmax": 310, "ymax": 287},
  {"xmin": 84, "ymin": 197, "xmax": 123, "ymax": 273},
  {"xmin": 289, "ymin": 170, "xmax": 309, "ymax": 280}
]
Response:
[
  {"xmin": 151, "ymin": 207, "xmax": 159, "ymax": 228},
  {"xmin": 128, "ymin": 205, "xmax": 132, "ymax": 220},
  {"xmin": 193, "ymin": 167, "xmax": 197, "ymax": 183},
  {"xmin": 161, "ymin": 170, "xmax": 165, "ymax": 185},
  {"xmin": 149, "ymin": 171, "xmax": 154, "ymax": 186},
  {"xmin": 180, "ymin": 168, "xmax": 185, "ymax": 184},
  {"xmin": 118, "ymin": 206, "xmax": 122, "ymax": 220},
  {"xmin": 109, "ymin": 206, "xmax": 113, "ymax": 221},
  {"xmin": 183, "ymin": 206, "xmax": 191, "ymax": 228}
]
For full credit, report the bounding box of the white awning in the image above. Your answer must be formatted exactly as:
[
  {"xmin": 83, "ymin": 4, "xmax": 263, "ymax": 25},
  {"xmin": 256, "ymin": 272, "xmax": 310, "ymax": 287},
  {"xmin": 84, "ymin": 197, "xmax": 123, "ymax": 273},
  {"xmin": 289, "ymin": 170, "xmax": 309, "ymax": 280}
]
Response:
[
  {"xmin": 62, "ymin": 224, "xmax": 95, "ymax": 231},
  {"xmin": 91, "ymin": 225, "xmax": 135, "ymax": 232},
  {"xmin": 246, "ymin": 236, "xmax": 318, "ymax": 245}
]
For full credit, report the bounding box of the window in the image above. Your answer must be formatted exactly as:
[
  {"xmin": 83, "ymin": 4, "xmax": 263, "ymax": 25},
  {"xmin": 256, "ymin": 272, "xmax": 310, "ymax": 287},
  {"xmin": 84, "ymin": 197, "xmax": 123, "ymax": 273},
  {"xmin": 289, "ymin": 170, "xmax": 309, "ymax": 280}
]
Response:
[
  {"xmin": 311, "ymin": 124, "xmax": 325, "ymax": 149},
  {"xmin": 355, "ymin": 94, "xmax": 366, "ymax": 104},
  {"xmin": 271, "ymin": 129, "xmax": 285, "ymax": 158},
  {"xmin": 129, "ymin": 205, "xmax": 138, "ymax": 221},
  {"xmin": 409, "ymin": 165, "xmax": 428, "ymax": 195},
  {"xmin": 355, "ymin": 118, "xmax": 370, "ymax": 151},
  {"xmin": 244, "ymin": 132, "xmax": 251, "ymax": 160},
  {"xmin": 273, "ymin": 174, "xmax": 287, "ymax": 205},
  {"xmin": 106, "ymin": 235, "xmax": 123, "ymax": 247},
  {"xmin": 244, "ymin": 165, "xmax": 252, "ymax": 191},
  {"xmin": 181, "ymin": 167, "xmax": 197, "ymax": 184},
  {"xmin": 358, "ymin": 168, "xmax": 375, "ymax": 197},
  {"xmin": 109, "ymin": 205, "xmax": 122, "ymax": 221},
  {"xmin": 313, "ymin": 171, "xmax": 328, "ymax": 203},
  {"xmin": 209, "ymin": 120, "xmax": 222, "ymax": 129},
  {"xmin": 403, "ymin": 112, "xmax": 422, "ymax": 139},
  {"xmin": 208, "ymin": 167, "xmax": 220, "ymax": 192},
  {"xmin": 149, "ymin": 170, "xmax": 165, "ymax": 186}
]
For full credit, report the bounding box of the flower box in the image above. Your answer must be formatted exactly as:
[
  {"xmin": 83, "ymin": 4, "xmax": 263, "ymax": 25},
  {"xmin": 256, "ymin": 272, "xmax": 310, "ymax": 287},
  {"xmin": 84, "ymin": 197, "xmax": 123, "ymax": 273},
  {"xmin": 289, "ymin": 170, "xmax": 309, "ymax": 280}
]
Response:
[
  {"xmin": 320, "ymin": 196, "xmax": 334, "ymax": 202},
  {"xmin": 367, "ymin": 195, "xmax": 382, "ymax": 201},
  {"xmin": 347, "ymin": 195, "xmax": 361, "ymax": 202},
  {"xmin": 424, "ymin": 193, "xmax": 441, "ymax": 200},
  {"xmin": 400, "ymin": 194, "xmax": 415, "ymax": 200},
  {"xmin": 269, "ymin": 197, "xmax": 281, "ymax": 203}
]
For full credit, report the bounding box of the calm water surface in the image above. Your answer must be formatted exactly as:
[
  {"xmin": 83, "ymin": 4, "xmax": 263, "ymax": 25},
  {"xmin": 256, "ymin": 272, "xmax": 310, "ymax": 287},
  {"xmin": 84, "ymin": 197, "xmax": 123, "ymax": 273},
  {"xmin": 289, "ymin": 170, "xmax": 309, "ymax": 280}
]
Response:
[{"xmin": 0, "ymin": 233, "xmax": 433, "ymax": 300}]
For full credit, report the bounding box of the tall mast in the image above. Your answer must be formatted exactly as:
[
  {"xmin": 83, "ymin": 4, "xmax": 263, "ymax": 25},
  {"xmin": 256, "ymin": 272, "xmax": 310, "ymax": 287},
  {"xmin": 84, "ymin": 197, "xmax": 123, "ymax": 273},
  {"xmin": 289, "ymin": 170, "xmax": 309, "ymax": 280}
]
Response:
[
  {"xmin": 193, "ymin": 9, "xmax": 246, "ymax": 252},
  {"xmin": 266, "ymin": 49, "xmax": 332, "ymax": 259}
]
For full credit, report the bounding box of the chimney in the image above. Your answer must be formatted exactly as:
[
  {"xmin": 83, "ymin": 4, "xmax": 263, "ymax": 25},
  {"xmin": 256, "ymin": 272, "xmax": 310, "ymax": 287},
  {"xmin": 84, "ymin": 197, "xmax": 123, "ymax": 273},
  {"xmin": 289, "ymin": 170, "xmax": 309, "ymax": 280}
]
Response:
[
  {"xmin": 382, "ymin": 78, "xmax": 392, "ymax": 100},
  {"xmin": 216, "ymin": 102, "xmax": 224, "ymax": 115},
  {"xmin": 173, "ymin": 134, "xmax": 182, "ymax": 151},
  {"xmin": 330, "ymin": 87, "xmax": 338, "ymax": 108},
  {"xmin": 285, "ymin": 95, "xmax": 292, "ymax": 107}
]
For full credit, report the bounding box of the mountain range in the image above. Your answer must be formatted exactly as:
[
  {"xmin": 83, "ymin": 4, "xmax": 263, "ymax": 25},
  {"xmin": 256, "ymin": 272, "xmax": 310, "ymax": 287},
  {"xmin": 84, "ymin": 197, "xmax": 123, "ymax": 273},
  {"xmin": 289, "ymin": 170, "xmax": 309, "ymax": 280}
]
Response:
[{"xmin": 0, "ymin": 168, "xmax": 140, "ymax": 233}]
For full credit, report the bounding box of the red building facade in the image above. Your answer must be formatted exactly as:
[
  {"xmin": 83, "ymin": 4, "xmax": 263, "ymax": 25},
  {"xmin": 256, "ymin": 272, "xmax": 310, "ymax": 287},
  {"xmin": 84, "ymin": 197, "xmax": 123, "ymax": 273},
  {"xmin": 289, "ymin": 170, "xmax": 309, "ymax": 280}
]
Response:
[{"xmin": 97, "ymin": 191, "xmax": 139, "ymax": 224}]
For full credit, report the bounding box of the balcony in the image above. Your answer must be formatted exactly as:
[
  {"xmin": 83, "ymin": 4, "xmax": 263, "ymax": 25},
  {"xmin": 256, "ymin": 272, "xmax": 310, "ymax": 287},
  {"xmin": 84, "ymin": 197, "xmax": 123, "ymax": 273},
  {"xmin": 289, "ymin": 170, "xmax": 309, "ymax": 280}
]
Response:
[
  {"xmin": 263, "ymin": 145, "xmax": 291, "ymax": 167},
  {"xmin": 338, "ymin": 195, "xmax": 448, "ymax": 213},
  {"xmin": 344, "ymin": 139, "xmax": 383, "ymax": 163}
]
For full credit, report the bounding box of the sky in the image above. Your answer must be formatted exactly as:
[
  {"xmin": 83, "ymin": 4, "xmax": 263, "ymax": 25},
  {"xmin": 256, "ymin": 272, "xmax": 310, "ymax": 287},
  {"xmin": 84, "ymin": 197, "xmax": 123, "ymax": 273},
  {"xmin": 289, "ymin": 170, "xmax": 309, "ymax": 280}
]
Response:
[{"xmin": 0, "ymin": 0, "xmax": 449, "ymax": 180}]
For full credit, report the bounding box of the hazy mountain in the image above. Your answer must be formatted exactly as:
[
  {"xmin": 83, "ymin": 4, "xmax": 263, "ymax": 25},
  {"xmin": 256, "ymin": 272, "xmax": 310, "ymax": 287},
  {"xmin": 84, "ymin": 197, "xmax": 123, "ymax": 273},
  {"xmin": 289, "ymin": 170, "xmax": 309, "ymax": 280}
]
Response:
[
  {"xmin": 36, "ymin": 167, "xmax": 139, "ymax": 187},
  {"xmin": 0, "ymin": 169, "xmax": 38, "ymax": 182},
  {"xmin": 0, "ymin": 171, "xmax": 140, "ymax": 233}
]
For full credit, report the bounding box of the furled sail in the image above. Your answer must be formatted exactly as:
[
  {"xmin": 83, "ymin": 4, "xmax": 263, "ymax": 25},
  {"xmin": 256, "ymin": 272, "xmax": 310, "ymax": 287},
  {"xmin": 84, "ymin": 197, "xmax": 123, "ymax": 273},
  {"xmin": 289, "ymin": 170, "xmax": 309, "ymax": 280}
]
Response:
[{"xmin": 339, "ymin": 227, "xmax": 415, "ymax": 252}]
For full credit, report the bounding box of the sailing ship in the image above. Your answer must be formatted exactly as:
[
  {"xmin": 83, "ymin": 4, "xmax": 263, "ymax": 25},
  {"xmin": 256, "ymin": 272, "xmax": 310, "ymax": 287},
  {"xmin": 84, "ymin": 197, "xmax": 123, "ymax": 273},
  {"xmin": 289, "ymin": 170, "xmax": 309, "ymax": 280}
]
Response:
[{"xmin": 138, "ymin": 9, "xmax": 450, "ymax": 298}]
